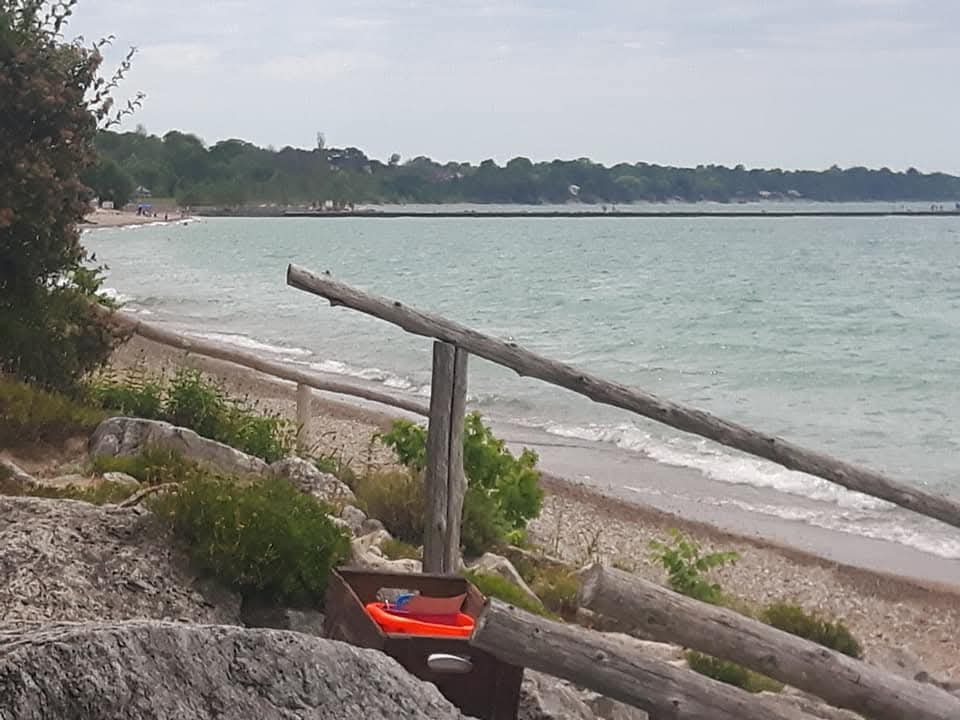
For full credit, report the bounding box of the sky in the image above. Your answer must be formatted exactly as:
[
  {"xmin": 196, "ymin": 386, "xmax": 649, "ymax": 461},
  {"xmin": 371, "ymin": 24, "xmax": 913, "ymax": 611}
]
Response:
[{"xmin": 67, "ymin": 0, "xmax": 960, "ymax": 173}]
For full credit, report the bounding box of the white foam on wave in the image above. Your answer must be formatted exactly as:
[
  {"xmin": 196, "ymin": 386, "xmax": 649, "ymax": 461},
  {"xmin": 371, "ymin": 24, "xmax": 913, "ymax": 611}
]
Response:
[
  {"xmin": 98, "ymin": 287, "xmax": 133, "ymax": 304},
  {"xmin": 309, "ymin": 359, "xmax": 431, "ymax": 396},
  {"xmin": 187, "ymin": 331, "xmax": 312, "ymax": 359},
  {"xmin": 542, "ymin": 421, "xmax": 891, "ymax": 511}
]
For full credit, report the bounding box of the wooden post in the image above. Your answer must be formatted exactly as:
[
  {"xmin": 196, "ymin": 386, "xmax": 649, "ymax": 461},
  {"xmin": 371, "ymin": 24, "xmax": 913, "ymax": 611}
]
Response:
[
  {"xmin": 445, "ymin": 347, "xmax": 468, "ymax": 572},
  {"xmin": 578, "ymin": 565, "xmax": 960, "ymax": 720},
  {"xmin": 423, "ymin": 343, "xmax": 469, "ymax": 574},
  {"xmin": 471, "ymin": 599, "xmax": 813, "ymax": 720},
  {"xmin": 287, "ymin": 264, "xmax": 960, "ymax": 531},
  {"xmin": 296, "ymin": 382, "xmax": 312, "ymax": 451}
]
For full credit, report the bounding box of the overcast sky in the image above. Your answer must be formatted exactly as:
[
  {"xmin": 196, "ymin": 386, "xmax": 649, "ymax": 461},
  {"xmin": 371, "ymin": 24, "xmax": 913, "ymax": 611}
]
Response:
[{"xmin": 68, "ymin": 0, "xmax": 959, "ymax": 173}]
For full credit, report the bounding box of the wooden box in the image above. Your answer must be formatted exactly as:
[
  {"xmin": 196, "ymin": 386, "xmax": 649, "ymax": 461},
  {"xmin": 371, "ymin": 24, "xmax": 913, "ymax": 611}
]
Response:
[{"xmin": 324, "ymin": 568, "xmax": 523, "ymax": 720}]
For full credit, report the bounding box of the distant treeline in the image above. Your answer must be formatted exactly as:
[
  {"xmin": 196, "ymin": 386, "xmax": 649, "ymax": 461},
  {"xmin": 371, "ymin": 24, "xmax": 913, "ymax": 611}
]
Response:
[{"xmin": 85, "ymin": 129, "xmax": 960, "ymax": 207}]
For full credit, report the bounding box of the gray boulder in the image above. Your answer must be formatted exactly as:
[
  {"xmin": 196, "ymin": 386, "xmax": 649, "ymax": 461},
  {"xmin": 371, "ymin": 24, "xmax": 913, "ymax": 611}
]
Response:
[
  {"xmin": 469, "ymin": 552, "xmax": 541, "ymax": 606},
  {"xmin": 89, "ymin": 416, "xmax": 268, "ymax": 477},
  {"xmin": 0, "ymin": 459, "xmax": 36, "ymax": 490},
  {"xmin": 0, "ymin": 496, "xmax": 240, "ymax": 626},
  {"xmin": 268, "ymin": 456, "xmax": 356, "ymax": 505},
  {"xmin": 518, "ymin": 671, "xmax": 604, "ymax": 720},
  {"xmin": 101, "ymin": 471, "xmax": 140, "ymax": 488},
  {"xmin": 340, "ymin": 503, "xmax": 368, "ymax": 535},
  {"xmin": 0, "ymin": 621, "xmax": 472, "ymax": 719}
]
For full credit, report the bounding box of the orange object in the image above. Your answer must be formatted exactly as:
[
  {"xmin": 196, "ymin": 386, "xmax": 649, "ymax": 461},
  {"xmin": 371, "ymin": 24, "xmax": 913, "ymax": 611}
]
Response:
[{"xmin": 365, "ymin": 601, "xmax": 475, "ymax": 637}]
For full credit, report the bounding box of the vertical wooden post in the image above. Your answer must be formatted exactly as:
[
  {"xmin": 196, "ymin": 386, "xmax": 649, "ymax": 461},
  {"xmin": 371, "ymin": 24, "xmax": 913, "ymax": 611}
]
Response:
[
  {"xmin": 445, "ymin": 347, "xmax": 469, "ymax": 572},
  {"xmin": 423, "ymin": 342, "xmax": 469, "ymax": 574},
  {"xmin": 296, "ymin": 382, "xmax": 312, "ymax": 451}
]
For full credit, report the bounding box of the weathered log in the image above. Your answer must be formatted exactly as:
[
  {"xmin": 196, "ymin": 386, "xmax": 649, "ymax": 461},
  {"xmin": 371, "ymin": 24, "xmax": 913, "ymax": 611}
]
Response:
[
  {"xmin": 470, "ymin": 599, "xmax": 813, "ymax": 720},
  {"xmin": 287, "ymin": 264, "xmax": 960, "ymax": 530},
  {"xmin": 445, "ymin": 347, "xmax": 468, "ymax": 573},
  {"xmin": 579, "ymin": 564, "xmax": 960, "ymax": 720},
  {"xmin": 424, "ymin": 342, "xmax": 455, "ymax": 573},
  {"xmin": 98, "ymin": 306, "xmax": 430, "ymax": 417}
]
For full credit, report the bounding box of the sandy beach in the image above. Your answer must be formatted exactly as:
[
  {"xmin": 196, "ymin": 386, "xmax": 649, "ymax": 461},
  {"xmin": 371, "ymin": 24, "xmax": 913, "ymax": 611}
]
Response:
[
  {"xmin": 83, "ymin": 207, "xmax": 181, "ymax": 229},
  {"xmin": 108, "ymin": 334, "xmax": 960, "ymax": 678}
]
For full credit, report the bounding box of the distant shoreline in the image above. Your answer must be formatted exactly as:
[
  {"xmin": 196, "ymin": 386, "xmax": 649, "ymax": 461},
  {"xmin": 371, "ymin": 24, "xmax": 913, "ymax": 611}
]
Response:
[{"xmin": 274, "ymin": 208, "xmax": 960, "ymax": 219}]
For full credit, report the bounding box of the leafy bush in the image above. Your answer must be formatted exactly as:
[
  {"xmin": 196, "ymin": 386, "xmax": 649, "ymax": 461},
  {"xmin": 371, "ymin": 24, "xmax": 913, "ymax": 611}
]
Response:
[
  {"xmin": 649, "ymin": 530, "xmax": 738, "ymax": 605},
  {"xmin": 87, "ymin": 368, "xmax": 296, "ymax": 462},
  {"xmin": 380, "ymin": 538, "xmax": 422, "ymax": 561},
  {"xmin": 761, "ymin": 602, "xmax": 863, "ymax": 658},
  {"xmin": 464, "ymin": 570, "xmax": 554, "ymax": 619},
  {"xmin": 313, "ymin": 453, "xmax": 359, "ymax": 490},
  {"xmin": 0, "ymin": 376, "xmax": 105, "ymax": 446},
  {"xmin": 686, "ymin": 652, "xmax": 783, "ymax": 693},
  {"xmin": 152, "ymin": 473, "xmax": 351, "ymax": 606},
  {"xmin": 378, "ymin": 413, "xmax": 543, "ymax": 553},
  {"xmin": 0, "ymin": 1, "xmax": 133, "ymax": 392}
]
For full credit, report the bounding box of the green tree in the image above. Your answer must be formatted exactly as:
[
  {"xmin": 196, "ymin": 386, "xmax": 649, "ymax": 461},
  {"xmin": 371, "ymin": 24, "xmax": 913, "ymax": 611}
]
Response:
[{"xmin": 0, "ymin": 0, "xmax": 137, "ymax": 390}]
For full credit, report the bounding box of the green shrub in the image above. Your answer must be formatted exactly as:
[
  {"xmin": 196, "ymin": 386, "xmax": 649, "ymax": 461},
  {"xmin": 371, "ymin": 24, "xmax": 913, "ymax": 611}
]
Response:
[
  {"xmin": 649, "ymin": 530, "xmax": 738, "ymax": 605},
  {"xmin": 18, "ymin": 480, "xmax": 139, "ymax": 505},
  {"xmin": 380, "ymin": 538, "xmax": 422, "ymax": 561},
  {"xmin": 354, "ymin": 469, "xmax": 425, "ymax": 544},
  {"xmin": 686, "ymin": 652, "xmax": 783, "ymax": 693},
  {"xmin": 761, "ymin": 602, "xmax": 863, "ymax": 658},
  {"xmin": 313, "ymin": 453, "xmax": 359, "ymax": 490},
  {"xmin": 87, "ymin": 368, "xmax": 295, "ymax": 462},
  {"xmin": 378, "ymin": 413, "xmax": 544, "ymax": 551},
  {"xmin": 0, "ymin": 377, "xmax": 106, "ymax": 446},
  {"xmin": 151, "ymin": 473, "xmax": 351, "ymax": 606},
  {"xmin": 353, "ymin": 469, "xmax": 511, "ymax": 556},
  {"xmin": 529, "ymin": 566, "xmax": 581, "ymax": 619},
  {"xmin": 90, "ymin": 446, "xmax": 203, "ymax": 485},
  {"xmin": 464, "ymin": 570, "xmax": 554, "ymax": 618}
]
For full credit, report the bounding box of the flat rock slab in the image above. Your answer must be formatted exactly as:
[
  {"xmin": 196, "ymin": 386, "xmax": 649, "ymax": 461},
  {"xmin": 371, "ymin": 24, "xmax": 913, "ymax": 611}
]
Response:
[
  {"xmin": 0, "ymin": 621, "xmax": 472, "ymax": 720},
  {"xmin": 0, "ymin": 496, "xmax": 239, "ymax": 625}
]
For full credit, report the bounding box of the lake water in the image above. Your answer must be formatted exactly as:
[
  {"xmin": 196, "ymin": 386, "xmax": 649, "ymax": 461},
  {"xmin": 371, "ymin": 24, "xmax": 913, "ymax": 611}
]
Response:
[{"xmin": 85, "ymin": 211, "xmax": 960, "ymax": 564}]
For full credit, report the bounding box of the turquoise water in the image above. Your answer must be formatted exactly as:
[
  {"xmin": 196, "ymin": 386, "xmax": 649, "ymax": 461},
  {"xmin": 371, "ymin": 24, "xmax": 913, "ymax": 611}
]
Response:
[{"xmin": 85, "ymin": 214, "xmax": 960, "ymax": 557}]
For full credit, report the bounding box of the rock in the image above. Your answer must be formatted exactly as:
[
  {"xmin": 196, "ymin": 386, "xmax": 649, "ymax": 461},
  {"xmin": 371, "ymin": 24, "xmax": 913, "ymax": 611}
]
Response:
[
  {"xmin": 0, "ymin": 496, "xmax": 240, "ymax": 625},
  {"xmin": 0, "ymin": 459, "xmax": 35, "ymax": 489},
  {"xmin": 45, "ymin": 473, "xmax": 89, "ymax": 487},
  {"xmin": 469, "ymin": 552, "xmax": 541, "ymax": 606},
  {"xmin": 354, "ymin": 528, "xmax": 394, "ymax": 554},
  {"xmin": 361, "ymin": 517, "xmax": 387, "ymax": 534},
  {"xmin": 90, "ymin": 416, "xmax": 268, "ymax": 477},
  {"xmin": 242, "ymin": 601, "xmax": 327, "ymax": 638},
  {"xmin": 268, "ymin": 456, "xmax": 356, "ymax": 505},
  {"xmin": 351, "ymin": 530, "xmax": 422, "ymax": 573},
  {"xmin": 0, "ymin": 621, "xmax": 472, "ymax": 719},
  {"xmin": 518, "ymin": 670, "xmax": 595, "ymax": 720},
  {"xmin": 581, "ymin": 691, "xmax": 649, "ymax": 720},
  {"xmin": 328, "ymin": 515, "xmax": 353, "ymax": 533},
  {"xmin": 101, "ymin": 471, "xmax": 140, "ymax": 488},
  {"xmin": 339, "ymin": 504, "xmax": 368, "ymax": 535}
]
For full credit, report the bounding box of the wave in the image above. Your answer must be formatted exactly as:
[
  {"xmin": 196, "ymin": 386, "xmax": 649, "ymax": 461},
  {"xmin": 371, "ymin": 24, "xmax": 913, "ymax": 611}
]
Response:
[
  {"xmin": 98, "ymin": 287, "xmax": 133, "ymax": 304},
  {"xmin": 186, "ymin": 331, "xmax": 312, "ymax": 359},
  {"xmin": 308, "ymin": 359, "xmax": 431, "ymax": 396},
  {"xmin": 540, "ymin": 421, "xmax": 891, "ymax": 511}
]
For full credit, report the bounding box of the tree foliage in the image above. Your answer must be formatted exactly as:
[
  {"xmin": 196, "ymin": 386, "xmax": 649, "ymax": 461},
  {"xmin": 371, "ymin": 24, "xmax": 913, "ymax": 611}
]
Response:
[
  {"xmin": 92, "ymin": 127, "xmax": 960, "ymax": 206},
  {"xmin": 0, "ymin": 1, "xmax": 137, "ymax": 390}
]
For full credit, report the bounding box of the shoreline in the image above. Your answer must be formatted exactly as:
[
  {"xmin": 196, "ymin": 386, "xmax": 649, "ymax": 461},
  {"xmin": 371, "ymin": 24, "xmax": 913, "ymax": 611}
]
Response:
[{"xmin": 110, "ymin": 334, "xmax": 960, "ymax": 676}]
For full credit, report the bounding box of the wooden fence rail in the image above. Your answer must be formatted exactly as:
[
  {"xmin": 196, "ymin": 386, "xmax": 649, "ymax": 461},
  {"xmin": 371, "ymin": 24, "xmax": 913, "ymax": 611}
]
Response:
[
  {"xmin": 470, "ymin": 599, "xmax": 814, "ymax": 720},
  {"xmin": 97, "ymin": 307, "xmax": 429, "ymax": 448},
  {"xmin": 578, "ymin": 564, "xmax": 960, "ymax": 720},
  {"xmin": 287, "ymin": 263, "xmax": 960, "ymax": 531}
]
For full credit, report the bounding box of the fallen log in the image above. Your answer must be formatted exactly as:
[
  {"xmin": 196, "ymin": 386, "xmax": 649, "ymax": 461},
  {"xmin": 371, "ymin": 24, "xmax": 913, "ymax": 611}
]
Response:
[
  {"xmin": 470, "ymin": 599, "xmax": 815, "ymax": 720},
  {"xmin": 287, "ymin": 264, "xmax": 960, "ymax": 532},
  {"xmin": 578, "ymin": 564, "xmax": 960, "ymax": 720}
]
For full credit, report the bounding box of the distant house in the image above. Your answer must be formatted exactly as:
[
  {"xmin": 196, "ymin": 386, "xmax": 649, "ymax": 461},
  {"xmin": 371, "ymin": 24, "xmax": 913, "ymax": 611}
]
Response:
[{"xmin": 135, "ymin": 186, "xmax": 152, "ymax": 198}]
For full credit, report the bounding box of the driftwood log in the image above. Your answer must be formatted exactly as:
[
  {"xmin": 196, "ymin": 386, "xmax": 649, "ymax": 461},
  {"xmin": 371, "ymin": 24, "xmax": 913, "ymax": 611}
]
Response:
[
  {"xmin": 579, "ymin": 565, "xmax": 960, "ymax": 720},
  {"xmin": 287, "ymin": 264, "xmax": 960, "ymax": 531},
  {"xmin": 470, "ymin": 599, "xmax": 813, "ymax": 720},
  {"xmin": 99, "ymin": 306, "xmax": 429, "ymax": 417}
]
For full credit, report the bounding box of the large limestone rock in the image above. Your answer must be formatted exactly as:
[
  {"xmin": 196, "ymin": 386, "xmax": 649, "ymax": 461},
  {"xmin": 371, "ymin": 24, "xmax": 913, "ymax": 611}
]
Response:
[
  {"xmin": 268, "ymin": 456, "xmax": 356, "ymax": 505},
  {"xmin": 518, "ymin": 670, "xmax": 648, "ymax": 720},
  {"xmin": 89, "ymin": 416, "xmax": 268, "ymax": 477},
  {"xmin": 469, "ymin": 552, "xmax": 541, "ymax": 606},
  {"xmin": 0, "ymin": 496, "xmax": 240, "ymax": 625},
  {"xmin": 0, "ymin": 621, "xmax": 472, "ymax": 720},
  {"xmin": 350, "ymin": 529, "xmax": 423, "ymax": 574}
]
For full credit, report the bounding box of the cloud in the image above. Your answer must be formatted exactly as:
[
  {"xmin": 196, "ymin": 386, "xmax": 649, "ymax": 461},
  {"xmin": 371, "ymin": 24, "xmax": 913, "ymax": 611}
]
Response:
[
  {"xmin": 138, "ymin": 42, "xmax": 221, "ymax": 72},
  {"xmin": 257, "ymin": 51, "xmax": 384, "ymax": 83}
]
